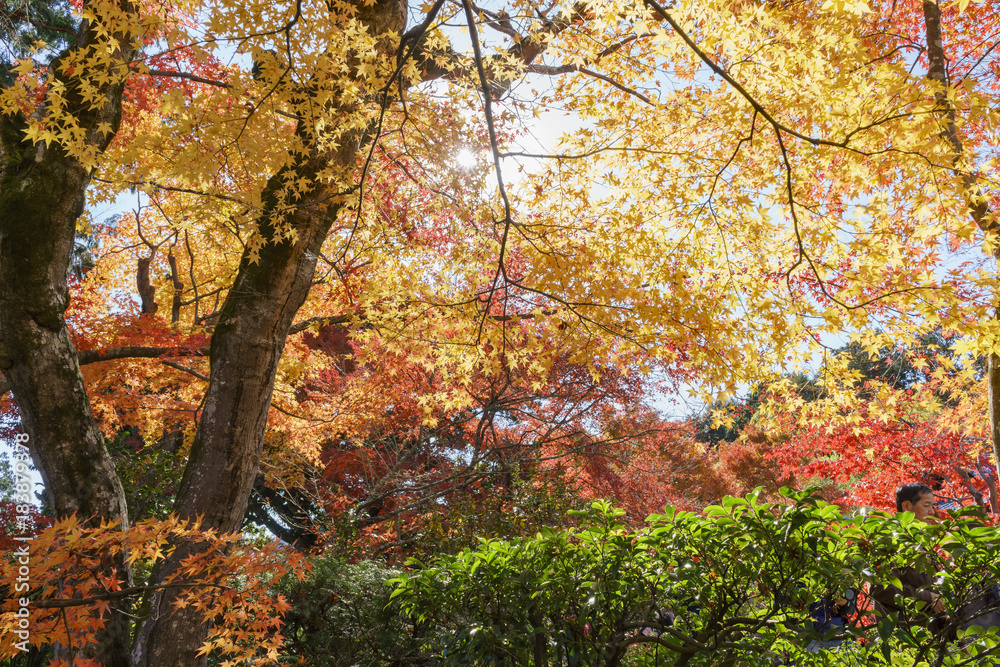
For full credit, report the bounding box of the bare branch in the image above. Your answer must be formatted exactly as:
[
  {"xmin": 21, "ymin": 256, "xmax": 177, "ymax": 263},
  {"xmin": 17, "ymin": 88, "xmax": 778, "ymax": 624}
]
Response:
[
  {"xmin": 162, "ymin": 360, "xmax": 209, "ymax": 381},
  {"xmin": 527, "ymin": 63, "xmax": 653, "ymax": 104},
  {"xmin": 78, "ymin": 346, "xmax": 203, "ymax": 364},
  {"xmin": 141, "ymin": 68, "xmax": 230, "ymax": 88},
  {"xmin": 30, "ymin": 582, "xmax": 225, "ymax": 609}
]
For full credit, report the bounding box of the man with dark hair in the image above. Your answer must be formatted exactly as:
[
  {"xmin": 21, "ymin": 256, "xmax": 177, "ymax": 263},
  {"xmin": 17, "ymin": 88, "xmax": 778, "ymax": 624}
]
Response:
[
  {"xmin": 895, "ymin": 482, "xmax": 937, "ymax": 519},
  {"xmin": 872, "ymin": 483, "xmax": 946, "ymax": 628}
]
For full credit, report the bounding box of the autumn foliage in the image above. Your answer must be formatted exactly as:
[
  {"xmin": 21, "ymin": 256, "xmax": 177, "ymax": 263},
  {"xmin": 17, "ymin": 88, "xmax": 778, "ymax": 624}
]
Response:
[
  {"xmin": 0, "ymin": 516, "xmax": 304, "ymax": 665},
  {"xmin": 5, "ymin": 0, "xmax": 1000, "ymax": 661}
]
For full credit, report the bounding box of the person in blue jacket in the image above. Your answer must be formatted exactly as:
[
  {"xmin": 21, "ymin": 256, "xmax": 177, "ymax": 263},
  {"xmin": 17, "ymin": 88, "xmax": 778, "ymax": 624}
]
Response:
[{"xmin": 805, "ymin": 589, "xmax": 857, "ymax": 653}]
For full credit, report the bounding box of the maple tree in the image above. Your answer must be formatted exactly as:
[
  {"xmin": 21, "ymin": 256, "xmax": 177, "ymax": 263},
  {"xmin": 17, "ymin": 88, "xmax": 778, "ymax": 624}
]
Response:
[
  {"xmin": 761, "ymin": 336, "xmax": 1000, "ymax": 514},
  {"xmin": 218, "ymin": 323, "xmax": 727, "ymax": 555},
  {"xmin": 2, "ymin": 0, "xmax": 1000, "ymax": 662},
  {"xmin": 696, "ymin": 334, "xmax": 1000, "ymax": 515},
  {"xmin": 242, "ymin": 330, "xmax": 675, "ymax": 558},
  {"xmin": 0, "ymin": 515, "xmax": 302, "ymax": 665}
]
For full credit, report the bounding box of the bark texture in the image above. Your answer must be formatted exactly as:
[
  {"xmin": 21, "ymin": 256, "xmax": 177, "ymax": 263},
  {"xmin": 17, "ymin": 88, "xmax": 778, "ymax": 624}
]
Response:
[
  {"xmin": 131, "ymin": 0, "xmax": 406, "ymax": 661},
  {"xmin": 0, "ymin": 3, "xmax": 139, "ymax": 665},
  {"xmin": 921, "ymin": 0, "xmax": 1000, "ymax": 482},
  {"xmin": 130, "ymin": 152, "xmax": 353, "ymax": 666}
]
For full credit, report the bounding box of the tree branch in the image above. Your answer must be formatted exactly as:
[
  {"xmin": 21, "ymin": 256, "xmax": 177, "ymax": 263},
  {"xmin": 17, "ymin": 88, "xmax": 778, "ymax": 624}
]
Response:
[
  {"xmin": 78, "ymin": 346, "xmax": 203, "ymax": 364},
  {"xmin": 30, "ymin": 582, "xmax": 225, "ymax": 609},
  {"xmin": 141, "ymin": 68, "xmax": 230, "ymax": 88},
  {"xmin": 921, "ymin": 0, "xmax": 1000, "ymax": 519},
  {"xmin": 287, "ymin": 314, "xmax": 353, "ymax": 335},
  {"xmin": 643, "ymin": 0, "xmax": 861, "ymax": 150},
  {"xmin": 162, "ymin": 360, "xmax": 209, "ymax": 381},
  {"xmin": 527, "ymin": 63, "xmax": 653, "ymax": 104},
  {"xmin": 416, "ymin": 1, "xmax": 589, "ymax": 93}
]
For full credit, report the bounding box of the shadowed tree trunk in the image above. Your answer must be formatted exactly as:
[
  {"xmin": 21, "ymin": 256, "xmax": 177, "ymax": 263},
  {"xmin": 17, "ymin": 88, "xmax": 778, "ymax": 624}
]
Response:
[
  {"xmin": 130, "ymin": 145, "xmax": 358, "ymax": 667},
  {"xmin": 0, "ymin": 4, "xmax": 138, "ymax": 666},
  {"xmin": 920, "ymin": 0, "xmax": 1000, "ymax": 508},
  {"xmin": 130, "ymin": 0, "xmax": 408, "ymax": 660}
]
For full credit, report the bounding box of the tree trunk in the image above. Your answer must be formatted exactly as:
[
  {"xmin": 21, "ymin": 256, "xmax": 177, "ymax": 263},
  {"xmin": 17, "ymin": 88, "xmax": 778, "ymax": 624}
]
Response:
[
  {"xmin": 0, "ymin": 4, "xmax": 139, "ymax": 664},
  {"xmin": 531, "ymin": 608, "xmax": 548, "ymax": 667},
  {"xmin": 128, "ymin": 0, "xmax": 407, "ymax": 638},
  {"xmin": 0, "ymin": 127, "xmax": 128, "ymax": 528},
  {"xmin": 921, "ymin": 0, "xmax": 1000, "ymax": 493},
  {"xmin": 130, "ymin": 153, "xmax": 350, "ymax": 665},
  {"xmin": 0, "ymin": 126, "xmax": 134, "ymax": 667}
]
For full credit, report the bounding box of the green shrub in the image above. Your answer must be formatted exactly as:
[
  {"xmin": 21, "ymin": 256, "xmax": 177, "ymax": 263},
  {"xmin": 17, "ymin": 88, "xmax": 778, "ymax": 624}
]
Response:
[
  {"xmin": 391, "ymin": 489, "xmax": 1000, "ymax": 666},
  {"xmin": 276, "ymin": 555, "xmax": 419, "ymax": 666}
]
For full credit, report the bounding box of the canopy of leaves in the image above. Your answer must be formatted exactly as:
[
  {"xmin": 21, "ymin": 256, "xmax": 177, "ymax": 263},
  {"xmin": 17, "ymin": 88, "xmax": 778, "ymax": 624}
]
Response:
[{"xmin": 4, "ymin": 0, "xmax": 1000, "ymax": 660}]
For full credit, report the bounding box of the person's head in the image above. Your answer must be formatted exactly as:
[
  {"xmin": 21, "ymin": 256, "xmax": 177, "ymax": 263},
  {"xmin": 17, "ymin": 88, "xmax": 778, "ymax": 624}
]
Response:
[{"xmin": 895, "ymin": 482, "xmax": 936, "ymax": 521}]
